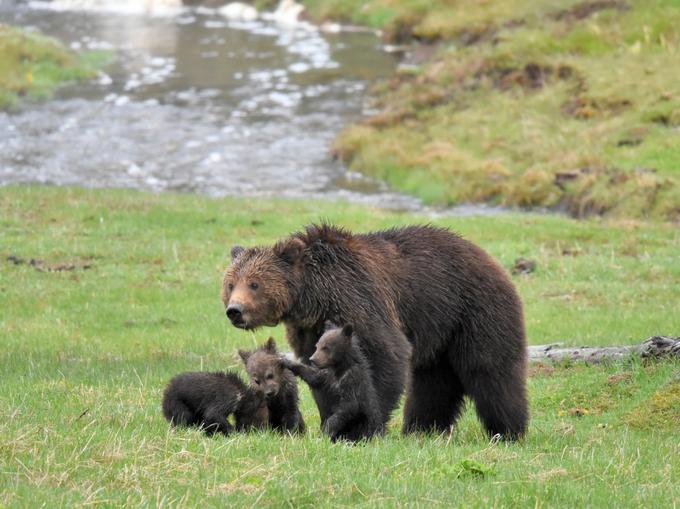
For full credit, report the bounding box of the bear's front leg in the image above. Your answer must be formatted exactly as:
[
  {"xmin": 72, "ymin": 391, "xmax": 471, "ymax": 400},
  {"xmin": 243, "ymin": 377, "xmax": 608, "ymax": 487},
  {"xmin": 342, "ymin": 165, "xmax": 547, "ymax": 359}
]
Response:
[
  {"xmin": 284, "ymin": 323, "xmax": 320, "ymax": 362},
  {"xmin": 353, "ymin": 323, "xmax": 412, "ymax": 422},
  {"xmin": 279, "ymin": 357, "xmax": 328, "ymax": 389},
  {"xmin": 323, "ymin": 400, "xmax": 361, "ymax": 441},
  {"xmin": 281, "ymin": 407, "xmax": 306, "ymax": 435}
]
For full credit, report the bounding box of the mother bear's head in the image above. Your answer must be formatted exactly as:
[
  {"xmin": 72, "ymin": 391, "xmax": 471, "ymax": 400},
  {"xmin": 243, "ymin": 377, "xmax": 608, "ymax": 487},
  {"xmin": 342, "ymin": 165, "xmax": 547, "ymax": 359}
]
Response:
[{"xmin": 221, "ymin": 237, "xmax": 306, "ymax": 330}]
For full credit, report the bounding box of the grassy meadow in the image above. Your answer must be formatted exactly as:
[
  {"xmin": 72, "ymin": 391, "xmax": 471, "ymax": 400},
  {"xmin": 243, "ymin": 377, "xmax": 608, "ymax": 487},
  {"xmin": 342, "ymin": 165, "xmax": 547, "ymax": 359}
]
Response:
[{"xmin": 1, "ymin": 186, "xmax": 678, "ymax": 507}]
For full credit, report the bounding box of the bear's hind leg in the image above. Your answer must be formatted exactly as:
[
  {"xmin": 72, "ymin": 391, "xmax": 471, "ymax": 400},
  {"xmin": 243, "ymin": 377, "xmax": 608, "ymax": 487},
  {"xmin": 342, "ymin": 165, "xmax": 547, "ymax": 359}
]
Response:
[
  {"xmin": 202, "ymin": 408, "xmax": 234, "ymax": 436},
  {"xmin": 164, "ymin": 398, "xmax": 197, "ymax": 428},
  {"xmin": 465, "ymin": 366, "xmax": 529, "ymax": 440},
  {"xmin": 402, "ymin": 360, "xmax": 465, "ymax": 435}
]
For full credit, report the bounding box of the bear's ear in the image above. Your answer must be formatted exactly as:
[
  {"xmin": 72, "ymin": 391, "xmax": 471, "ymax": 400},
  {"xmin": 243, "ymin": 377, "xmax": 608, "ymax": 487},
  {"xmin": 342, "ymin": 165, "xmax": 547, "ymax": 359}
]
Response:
[
  {"xmin": 342, "ymin": 324, "xmax": 354, "ymax": 338},
  {"xmin": 238, "ymin": 349, "xmax": 251, "ymax": 364},
  {"xmin": 231, "ymin": 245, "xmax": 245, "ymax": 259},
  {"xmin": 264, "ymin": 337, "xmax": 277, "ymax": 353},
  {"xmin": 276, "ymin": 238, "xmax": 305, "ymax": 265}
]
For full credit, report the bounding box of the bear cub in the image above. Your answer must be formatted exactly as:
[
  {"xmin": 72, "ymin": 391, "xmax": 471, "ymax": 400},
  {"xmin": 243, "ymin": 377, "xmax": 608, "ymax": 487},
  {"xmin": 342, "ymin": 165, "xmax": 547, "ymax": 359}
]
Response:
[
  {"xmin": 239, "ymin": 337, "xmax": 305, "ymax": 434},
  {"xmin": 162, "ymin": 371, "xmax": 268, "ymax": 436},
  {"xmin": 280, "ymin": 323, "xmax": 383, "ymax": 443}
]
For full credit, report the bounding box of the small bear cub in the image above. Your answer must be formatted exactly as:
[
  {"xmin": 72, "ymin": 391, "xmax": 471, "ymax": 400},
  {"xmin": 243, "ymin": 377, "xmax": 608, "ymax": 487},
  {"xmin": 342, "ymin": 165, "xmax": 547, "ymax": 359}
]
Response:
[
  {"xmin": 162, "ymin": 371, "xmax": 268, "ymax": 436},
  {"xmin": 280, "ymin": 323, "xmax": 383, "ymax": 442},
  {"xmin": 239, "ymin": 337, "xmax": 305, "ymax": 434}
]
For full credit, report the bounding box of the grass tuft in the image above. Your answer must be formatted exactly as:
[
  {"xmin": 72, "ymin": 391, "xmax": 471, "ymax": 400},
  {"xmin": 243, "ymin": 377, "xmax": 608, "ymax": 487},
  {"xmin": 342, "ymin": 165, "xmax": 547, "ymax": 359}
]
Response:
[
  {"xmin": 625, "ymin": 378, "xmax": 680, "ymax": 430},
  {"xmin": 0, "ymin": 24, "xmax": 109, "ymax": 109}
]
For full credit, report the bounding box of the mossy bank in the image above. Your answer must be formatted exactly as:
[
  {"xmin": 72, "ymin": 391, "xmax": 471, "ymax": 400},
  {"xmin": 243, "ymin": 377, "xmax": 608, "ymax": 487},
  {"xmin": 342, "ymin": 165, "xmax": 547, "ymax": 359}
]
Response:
[
  {"xmin": 0, "ymin": 23, "xmax": 106, "ymax": 109},
  {"xmin": 291, "ymin": 0, "xmax": 680, "ymax": 221}
]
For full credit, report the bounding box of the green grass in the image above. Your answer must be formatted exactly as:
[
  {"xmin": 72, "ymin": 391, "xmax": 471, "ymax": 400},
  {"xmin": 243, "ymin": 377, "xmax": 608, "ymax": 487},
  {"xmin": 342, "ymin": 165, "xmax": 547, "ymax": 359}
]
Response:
[
  {"xmin": 278, "ymin": 0, "xmax": 582, "ymax": 43},
  {"xmin": 1, "ymin": 185, "xmax": 678, "ymax": 507},
  {"xmin": 0, "ymin": 24, "xmax": 108, "ymax": 109},
  {"xmin": 326, "ymin": 0, "xmax": 680, "ymax": 221}
]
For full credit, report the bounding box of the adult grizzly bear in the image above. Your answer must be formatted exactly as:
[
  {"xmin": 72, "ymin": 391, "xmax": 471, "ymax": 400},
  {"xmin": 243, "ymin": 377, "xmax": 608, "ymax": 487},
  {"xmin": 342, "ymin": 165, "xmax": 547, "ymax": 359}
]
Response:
[{"xmin": 222, "ymin": 224, "xmax": 528, "ymax": 438}]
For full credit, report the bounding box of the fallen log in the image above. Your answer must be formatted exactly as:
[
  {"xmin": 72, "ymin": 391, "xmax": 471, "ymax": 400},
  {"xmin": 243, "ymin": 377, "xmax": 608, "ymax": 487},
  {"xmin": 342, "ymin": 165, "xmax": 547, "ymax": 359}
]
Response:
[{"xmin": 528, "ymin": 336, "xmax": 680, "ymax": 363}]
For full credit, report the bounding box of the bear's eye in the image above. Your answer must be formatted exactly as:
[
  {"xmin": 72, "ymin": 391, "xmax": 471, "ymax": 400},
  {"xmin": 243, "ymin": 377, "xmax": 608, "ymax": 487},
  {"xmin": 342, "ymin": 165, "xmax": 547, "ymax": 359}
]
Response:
[
  {"xmin": 227, "ymin": 283, "xmax": 234, "ymax": 291},
  {"xmin": 253, "ymin": 378, "xmax": 260, "ymax": 385},
  {"xmin": 249, "ymin": 282, "xmax": 259, "ymax": 290},
  {"xmin": 266, "ymin": 373, "xmax": 274, "ymax": 380},
  {"xmin": 321, "ymin": 346, "xmax": 329, "ymax": 352}
]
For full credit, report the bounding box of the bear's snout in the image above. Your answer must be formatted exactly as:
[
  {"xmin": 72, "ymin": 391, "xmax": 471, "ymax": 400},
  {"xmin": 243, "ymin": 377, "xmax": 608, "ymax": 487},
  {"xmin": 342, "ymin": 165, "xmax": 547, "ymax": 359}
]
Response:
[{"xmin": 226, "ymin": 303, "xmax": 245, "ymax": 326}]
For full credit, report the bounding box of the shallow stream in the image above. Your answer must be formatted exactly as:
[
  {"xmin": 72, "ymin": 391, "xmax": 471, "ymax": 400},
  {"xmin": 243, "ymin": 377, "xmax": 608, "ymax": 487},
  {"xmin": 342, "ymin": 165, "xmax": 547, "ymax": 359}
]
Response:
[{"xmin": 0, "ymin": 1, "xmax": 501, "ymax": 214}]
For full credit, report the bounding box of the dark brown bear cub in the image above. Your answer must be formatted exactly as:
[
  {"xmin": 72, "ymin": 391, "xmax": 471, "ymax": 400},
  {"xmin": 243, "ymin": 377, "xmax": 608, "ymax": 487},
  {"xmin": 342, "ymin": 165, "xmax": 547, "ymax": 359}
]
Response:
[
  {"xmin": 281, "ymin": 323, "xmax": 383, "ymax": 443},
  {"xmin": 162, "ymin": 371, "xmax": 268, "ymax": 436},
  {"xmin": 239, "ymin": 338, "xmax": 305, "ymax": 434}
]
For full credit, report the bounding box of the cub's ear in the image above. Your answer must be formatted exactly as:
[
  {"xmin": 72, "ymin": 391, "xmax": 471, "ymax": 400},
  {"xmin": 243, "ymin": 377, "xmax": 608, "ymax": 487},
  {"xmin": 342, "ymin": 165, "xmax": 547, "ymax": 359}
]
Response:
[
  {"xmin": 231, "ymin": 245, "xmax": 245, "ymax": 259},
  {"xmin": 264, "ymin": 337, "xmax": 277, "ymax": 353},
  {"xmin": 342, "ymin": 324, "xmax": 354, "ymax": 338},
  {"xmin": 276, "ymin": 238, "xmax": 305, "ymax": 264},
  {"xmin": 238, "ymin": 349, "xmax": 251, "ymax": 364}
]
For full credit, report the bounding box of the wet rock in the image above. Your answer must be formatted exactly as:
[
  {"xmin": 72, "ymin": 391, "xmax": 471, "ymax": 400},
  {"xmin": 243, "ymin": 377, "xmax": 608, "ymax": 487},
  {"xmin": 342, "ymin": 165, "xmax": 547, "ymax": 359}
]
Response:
[
  {"xmin": 270, "ymin": 0, "xmax": 305, "ymax": 27},
  {"xmin": 218, "ymin": 2, "xmax": 258, "ymax": 21}
]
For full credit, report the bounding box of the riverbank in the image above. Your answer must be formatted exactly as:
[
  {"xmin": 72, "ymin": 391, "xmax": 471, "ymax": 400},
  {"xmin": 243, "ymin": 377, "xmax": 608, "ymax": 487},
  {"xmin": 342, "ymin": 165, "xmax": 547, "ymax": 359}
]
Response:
[
  {"xmin": 0, "ymin": 23, "xmax": 104, "ymax": 109},
  {"xmin": 4, "ymin": 4, "xmax": 678, "ymax": 221},
  {"xmin": 293, "ymin": 0, "xmax": 680, "ymax": 221},
  {"xmin": 1, "ymin": 186, "xmax": 678, "ymax": 507}
]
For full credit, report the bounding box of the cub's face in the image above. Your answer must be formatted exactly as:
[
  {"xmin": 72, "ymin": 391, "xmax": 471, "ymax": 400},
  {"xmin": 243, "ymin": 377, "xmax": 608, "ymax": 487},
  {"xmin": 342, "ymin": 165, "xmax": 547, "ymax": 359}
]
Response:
[
  {"xmin": 309, "ymin": 325, "xmax": 353, "ymax": 369},
  {"xmin": 239, "ymin": 338, "xmax": 287, "ymax": 401},
  {"xmin": 222, "ymin": 240, "xmax": 304, "ymax": 330}
]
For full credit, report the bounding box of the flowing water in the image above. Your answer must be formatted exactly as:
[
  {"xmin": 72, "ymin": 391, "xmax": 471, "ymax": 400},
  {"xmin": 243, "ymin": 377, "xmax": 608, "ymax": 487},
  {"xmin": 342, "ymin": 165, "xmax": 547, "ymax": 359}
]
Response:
[{"xmin": 0, "ymin": 1, "xmax": 501, "ymax": 214}]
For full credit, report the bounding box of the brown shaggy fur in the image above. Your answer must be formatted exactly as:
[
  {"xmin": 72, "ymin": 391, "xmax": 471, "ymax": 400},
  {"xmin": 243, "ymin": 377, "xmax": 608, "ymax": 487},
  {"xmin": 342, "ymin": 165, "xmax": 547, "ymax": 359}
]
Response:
[
  {"xmin": 162, "ymin": 371, "xmax": 268, "ymax": 435},
  {"xmin": 281, "ymin": 323, "xmax": 383, "ymax": 442},
  {"xmin": 223, "ymin": 224, "xmax": 529, "ymax": 439},
  {"xmin": 239, "ymin": 338, "xmax": 305, "ymax": 434}
]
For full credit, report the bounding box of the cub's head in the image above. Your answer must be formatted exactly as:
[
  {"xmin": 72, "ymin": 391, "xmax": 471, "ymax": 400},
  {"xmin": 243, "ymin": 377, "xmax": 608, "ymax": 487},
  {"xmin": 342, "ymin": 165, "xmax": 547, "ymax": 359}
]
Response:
[
  {"xmin": 309, "ymin": 323, "xmax": 354, "ymax": 369},
  {"xmin": 221, "ymin": 239, "xmax": 305, "ymax": 330},
  {"xmin": 239, "ymin": 338, "xmax": 288, "ymax": 400}
]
